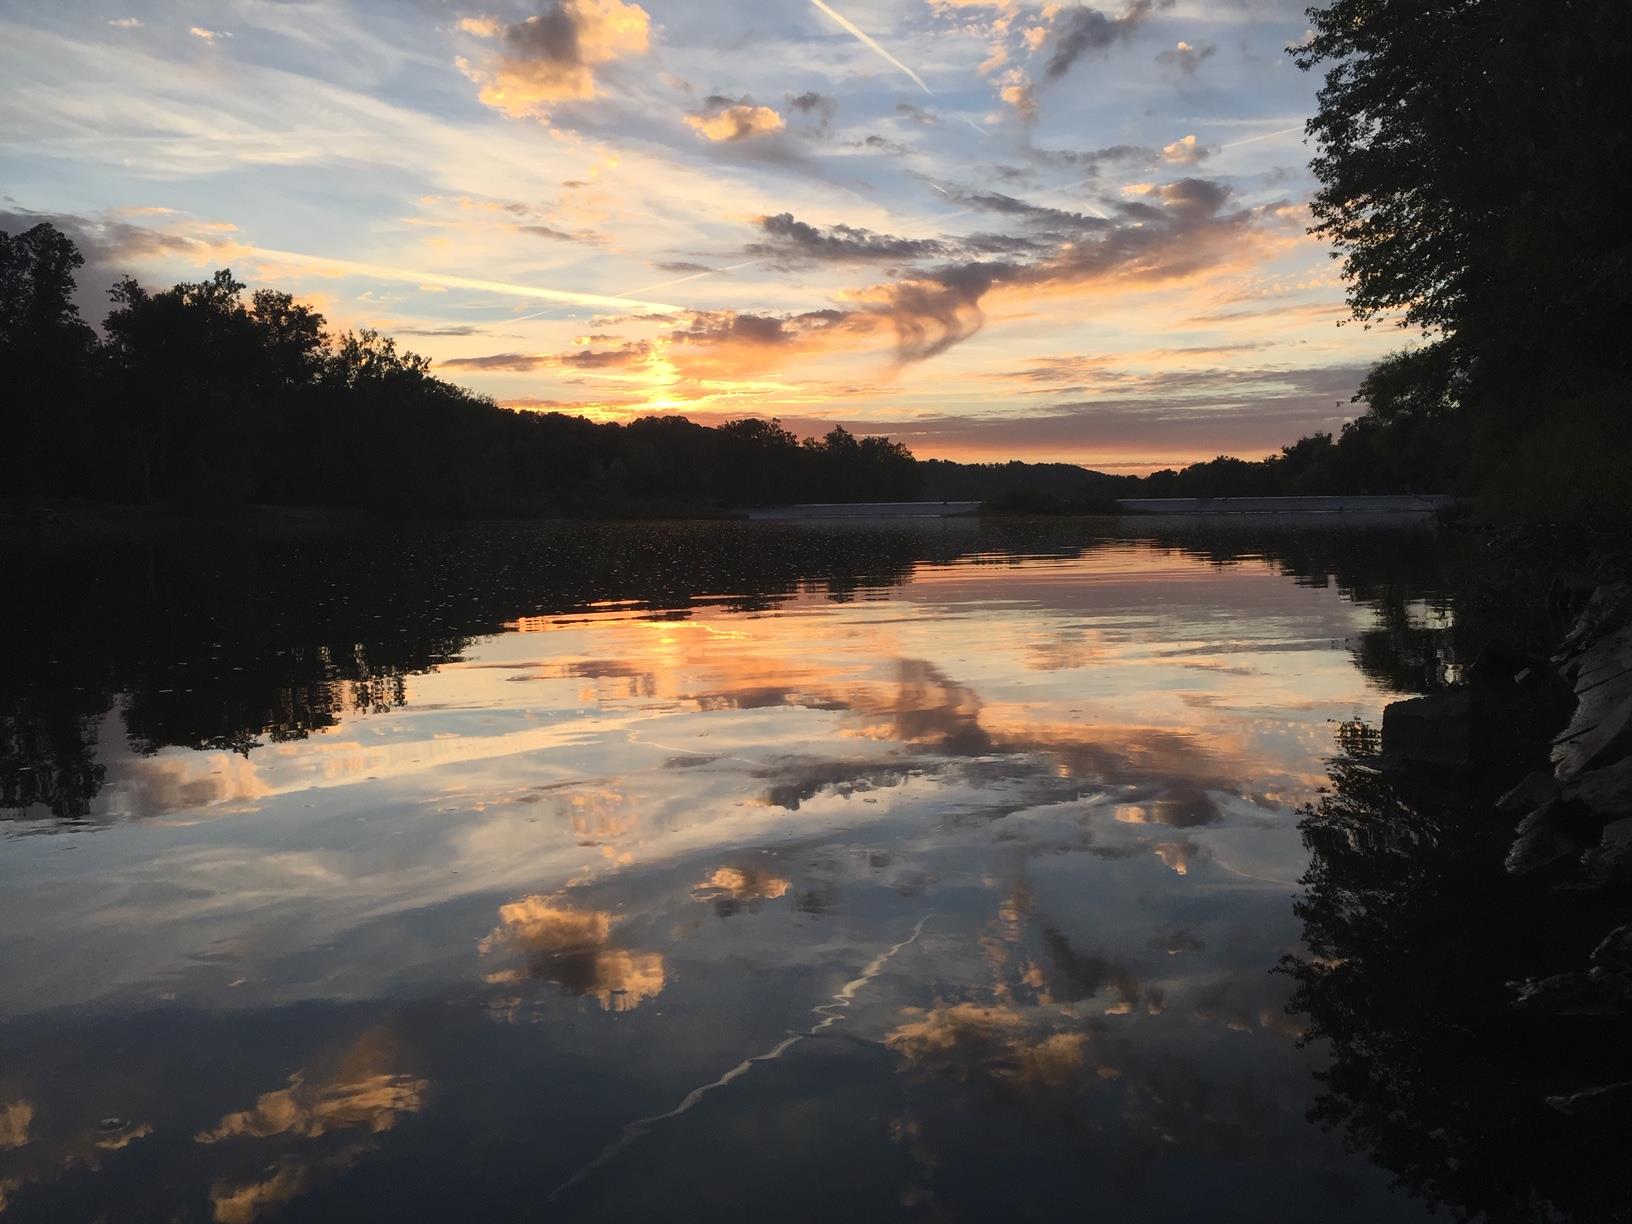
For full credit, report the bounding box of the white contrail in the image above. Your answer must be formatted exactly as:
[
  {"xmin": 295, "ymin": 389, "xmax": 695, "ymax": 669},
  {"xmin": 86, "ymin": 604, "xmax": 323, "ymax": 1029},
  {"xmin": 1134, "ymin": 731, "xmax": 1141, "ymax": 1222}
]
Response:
[
  {"xmin": 1208, "ymin": 852, "xmax": 1299, "ymax": 888},
  {"xmin": 1219, "ymin": 124, "xmax": 1305, "ymax": 150},
  {"xmin": 623, "ymin": 258, "xmax": 760, "ymax": 297},
  {"xmin": 549, "ymin": 913, "xmax": 933, "ymax": 1202},
  {"xmin": 636, "ymin": 737, "xmax": 759, "ymax": 767},
  {"xmin": 242, "ymin": 247, "xmax": 682, "ymax": 313},
  {"xmin": 502, "ymin": 259, "xmax": 760, "ymax": 324},
  {"xmin": 810, "ymin": 0, "xmax": 932, "ymax": 95}
]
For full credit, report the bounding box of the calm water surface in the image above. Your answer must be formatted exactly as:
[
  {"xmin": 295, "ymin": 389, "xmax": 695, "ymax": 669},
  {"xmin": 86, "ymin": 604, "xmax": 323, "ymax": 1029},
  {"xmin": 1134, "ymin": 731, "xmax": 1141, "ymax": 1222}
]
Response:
[{"xmin": 0, "ymin": 519, "xmax": 1453, "ymax": 1222}]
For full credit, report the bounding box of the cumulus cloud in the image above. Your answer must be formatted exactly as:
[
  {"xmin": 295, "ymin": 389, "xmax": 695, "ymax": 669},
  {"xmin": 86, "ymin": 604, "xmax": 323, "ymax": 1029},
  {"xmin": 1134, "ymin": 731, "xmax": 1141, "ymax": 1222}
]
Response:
[
  {"xmin": 457, "ymin": 0, "xmax": 652, "ymax": 118},
  {"xmin": 1145, "ymin": 176, "xmax": 1229, "ymax": 215},
  {"xmin": 684, "ymin": 96, "xmax": 786, "ymax": 142},
  {"xmin": 1156, "ymin": 39, "xmax": 1215, "ymax": 74},
  {"xmin": 189, "ymin": 26, "xmax": 230, "ymax": 45},
  {"xmin": 1044, "ymin": 1, "xmax": 1170, "ymax": 81},
  {"xmin": 1160, "ymin": 133, "xmax": 1208, "ymax": 164},
  {"xmin": 998, "ymin": 69, "xmax": 1038, "ymax": 121}
]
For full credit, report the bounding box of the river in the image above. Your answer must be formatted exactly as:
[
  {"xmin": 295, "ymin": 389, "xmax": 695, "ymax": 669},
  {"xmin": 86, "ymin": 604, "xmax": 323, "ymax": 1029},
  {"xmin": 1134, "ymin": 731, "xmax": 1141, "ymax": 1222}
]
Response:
[{"xmin": 0, "ymin": 517, "xmax": 1466, "ymax": 1221}]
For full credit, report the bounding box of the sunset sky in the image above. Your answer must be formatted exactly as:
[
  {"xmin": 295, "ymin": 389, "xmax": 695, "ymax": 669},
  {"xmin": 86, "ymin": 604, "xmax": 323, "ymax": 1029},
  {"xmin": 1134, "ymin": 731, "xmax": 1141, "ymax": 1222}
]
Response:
[{"xmin": 0, "ymin": 0, "xmax": 1402, "ymax": 472}]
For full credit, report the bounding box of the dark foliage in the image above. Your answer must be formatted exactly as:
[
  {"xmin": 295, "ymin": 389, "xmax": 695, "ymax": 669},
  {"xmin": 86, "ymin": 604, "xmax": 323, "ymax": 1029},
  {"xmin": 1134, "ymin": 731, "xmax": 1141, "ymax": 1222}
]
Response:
[
  {"xmin": 0, "ymin": 228, "xmax": 921, "ymax": 515},
  {"xmin": 1294, "ymin": 0, "xmax": 1632, "ymax": 518},
  {"xmin": 3, "ymin": 223, "xmax": 1502, "ymax": 514},
  {"xmin": 918, "ymin": 458, "xmax": 1133, "ymax": 503},
  {"xmin": 1141, "ymin": 418, "xmax": 1466, "ymax": 500},
  {"xmin": 1276, "ymin": 521, "xmax": 1630, "ymax": 1223}
]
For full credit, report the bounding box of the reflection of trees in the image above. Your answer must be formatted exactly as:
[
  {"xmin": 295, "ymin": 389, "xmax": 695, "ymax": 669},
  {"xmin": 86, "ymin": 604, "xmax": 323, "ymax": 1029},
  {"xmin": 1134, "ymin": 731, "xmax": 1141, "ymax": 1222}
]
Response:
[
  {"xmin": 0, "ymin": 522, "xmax": 942, "ymax": 826},
  {"xmin": 2, "ymin": 517, "xmax": 1490, "ymax": 827},
  {"xmin": 1280, "ymin": 737, "xmax": 1631, "ymax": 1223},
  {"xmin": 1135, "ymin": 520, "xmax": 1567, "ymax": 700},
  {"xmin": 0, "ymin": 703, "xmax": 105, "ymax": 822}
]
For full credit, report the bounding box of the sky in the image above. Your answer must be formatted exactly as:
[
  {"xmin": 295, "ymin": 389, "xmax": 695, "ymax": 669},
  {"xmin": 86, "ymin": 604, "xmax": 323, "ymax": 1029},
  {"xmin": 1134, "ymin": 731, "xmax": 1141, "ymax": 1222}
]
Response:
[{"xmin": 0, "ymin": 0, "xmax": 1401, "ymax": 472}]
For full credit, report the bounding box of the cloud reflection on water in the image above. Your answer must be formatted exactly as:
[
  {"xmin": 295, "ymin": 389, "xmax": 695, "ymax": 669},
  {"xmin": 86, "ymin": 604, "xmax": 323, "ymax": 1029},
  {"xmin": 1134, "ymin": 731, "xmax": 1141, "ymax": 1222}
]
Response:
[
  {"xmin": 0, "ymin": 523, "xmax": 1448, "ymax": 1221},
  {"xmin": 480, "ymin": 896, "xmax": 666, "ymax": 1012}
]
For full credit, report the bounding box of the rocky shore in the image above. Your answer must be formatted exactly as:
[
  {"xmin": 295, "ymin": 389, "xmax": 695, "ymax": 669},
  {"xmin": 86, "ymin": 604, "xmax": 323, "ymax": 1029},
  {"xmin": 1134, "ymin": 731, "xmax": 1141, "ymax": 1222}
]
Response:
[{"xmin": 1379, "ymin": 576, "xmax": 1632, "ymax": 1120}]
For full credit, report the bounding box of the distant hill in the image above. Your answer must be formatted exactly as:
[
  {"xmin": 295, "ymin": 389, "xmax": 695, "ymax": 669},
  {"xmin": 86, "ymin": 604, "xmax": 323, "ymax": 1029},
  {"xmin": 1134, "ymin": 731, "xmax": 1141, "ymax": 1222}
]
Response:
[{"xmin": 918, "ymin": 459, "xmax": 1137, "ymax": 505}]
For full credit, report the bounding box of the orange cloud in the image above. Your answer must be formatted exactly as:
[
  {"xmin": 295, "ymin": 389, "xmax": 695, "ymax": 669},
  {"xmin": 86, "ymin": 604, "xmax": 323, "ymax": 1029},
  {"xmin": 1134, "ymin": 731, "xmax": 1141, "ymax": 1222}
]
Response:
[
  {"xmin": 685, "ymin": 103, "xmax": 786, "ymax": 142},
  {"xmin": 1161, "ymin": 134, "xmax": 1207, "ymax": 164},
  {"xmin": 0, "ymin": 1100, "xmax": 33, "ymax": 1149},
  {"xmin": 458, "ymin": 0, "xmax": 652, "ymax": 118},
  {"xmin": 998, "ymin": 70, "xmax": 1038, "ymax": 121}
]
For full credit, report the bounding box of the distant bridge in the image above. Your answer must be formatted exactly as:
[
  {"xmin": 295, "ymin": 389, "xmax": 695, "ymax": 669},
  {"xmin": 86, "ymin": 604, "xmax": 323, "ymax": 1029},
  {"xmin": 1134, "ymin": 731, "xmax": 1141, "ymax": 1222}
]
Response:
[
  {"xmin": 1117, "ymin": 494, "xmax": 1455, "ymax": 516},
  {"xmin": 739, "ymin": 495, "xmax": 1454, "ymax": 520},
  {"xmin": 744, "ymin": 501, "xmax": 981, "ymax": 520}
]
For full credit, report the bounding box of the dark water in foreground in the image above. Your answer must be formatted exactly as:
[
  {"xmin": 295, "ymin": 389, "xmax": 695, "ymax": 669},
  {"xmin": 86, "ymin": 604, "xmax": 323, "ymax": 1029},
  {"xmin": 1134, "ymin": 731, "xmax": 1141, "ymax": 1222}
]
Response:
[{"xmin": 0, "ymin": 518, "xmax": 1466, "ymax": 1222}]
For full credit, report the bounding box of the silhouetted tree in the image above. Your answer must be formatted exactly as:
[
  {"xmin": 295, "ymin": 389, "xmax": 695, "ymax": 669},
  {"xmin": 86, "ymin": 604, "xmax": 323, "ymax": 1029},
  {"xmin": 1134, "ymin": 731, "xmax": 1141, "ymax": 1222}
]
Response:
[
  {"xmin": 1, "ymin": 223, "xmax": 98, "ymax": 495},
  {"xmin": 1295, "ymin": 0, "xmax": 1632, "ymax": 511},
  {"xmin": 0, "ymin": 229, "xmax": 932, "ymax": 517}
]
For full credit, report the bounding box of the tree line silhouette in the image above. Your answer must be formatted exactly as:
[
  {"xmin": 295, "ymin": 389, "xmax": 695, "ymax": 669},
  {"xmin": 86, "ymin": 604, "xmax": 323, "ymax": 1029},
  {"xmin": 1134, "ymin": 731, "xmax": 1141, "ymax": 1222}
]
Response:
[
  {"xmin": 3, "ymin": 223, "xmax": 1484, "ymax": 519},
  {"xmin": 0, "ymin": 229, "xmax": 921, "ymax": 516}
]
